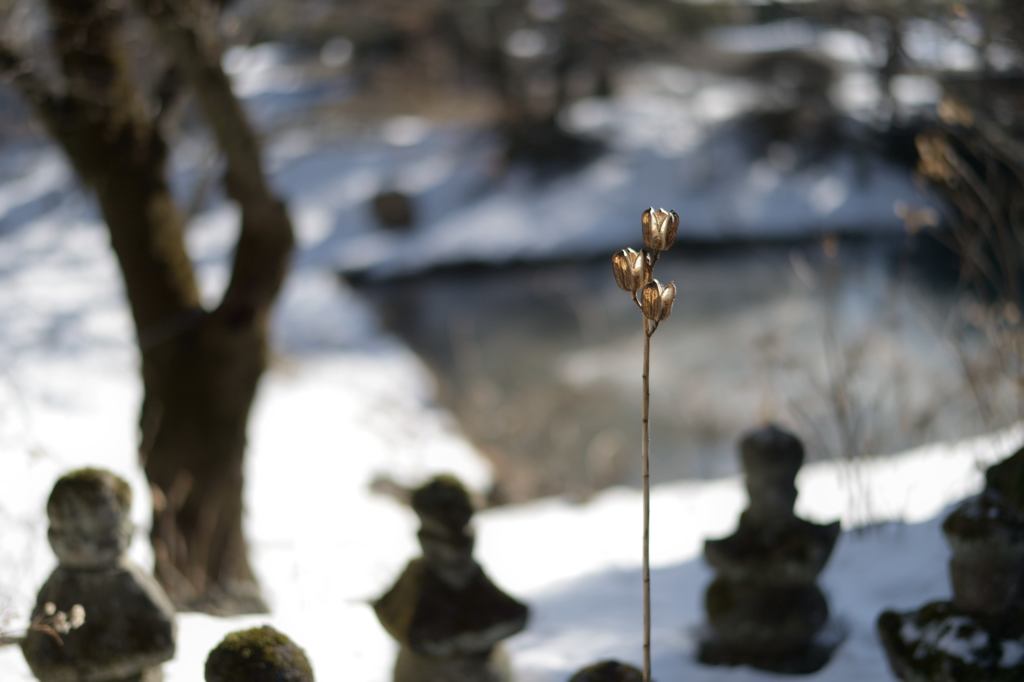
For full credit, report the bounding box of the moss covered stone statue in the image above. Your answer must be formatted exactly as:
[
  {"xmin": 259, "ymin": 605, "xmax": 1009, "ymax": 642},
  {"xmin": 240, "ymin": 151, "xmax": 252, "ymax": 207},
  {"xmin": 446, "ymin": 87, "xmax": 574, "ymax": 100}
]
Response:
[
  {"xmin": 205, "ymin": 626, "xmax": 314, "ymax": 681},
  {"xmin": 21, "ymin": 468, "xmax": 176, "ymax": 681},
  {"xmin": 374, "ymin": 475, "xmax": 529, "ymax": 682},
  {"xmin": 568, "ymin": 660, "xmax": 643, "ymax": 681},
  {"xmin": 878, "ymin": 445, "xmax": 1024, "ymax": 681},
  {"xmin": 697, "ymin": 424, "xmax": 842, "ymax": 674}
]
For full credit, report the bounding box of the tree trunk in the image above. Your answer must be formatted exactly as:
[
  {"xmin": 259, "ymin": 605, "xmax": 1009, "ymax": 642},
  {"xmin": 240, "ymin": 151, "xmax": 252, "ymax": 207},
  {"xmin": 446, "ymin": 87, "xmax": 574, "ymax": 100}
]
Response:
[
  {"xmin": 136, "ymin": 0, "xmax": 295, "ymax": 612},
  {"xmin": 141, "ymin": 311, "xmax": 268, "ymax": 614},
  {"xmin": 3, "ymin": 0, "xmax": 294, "ymax": 613}
]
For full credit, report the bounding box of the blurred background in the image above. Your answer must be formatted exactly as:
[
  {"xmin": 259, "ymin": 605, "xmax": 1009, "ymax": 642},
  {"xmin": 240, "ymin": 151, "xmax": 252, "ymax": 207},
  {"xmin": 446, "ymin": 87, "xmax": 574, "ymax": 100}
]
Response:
[{"xmin": 1, "ymin": 0, "xmax": 1021, "ymax": 510}]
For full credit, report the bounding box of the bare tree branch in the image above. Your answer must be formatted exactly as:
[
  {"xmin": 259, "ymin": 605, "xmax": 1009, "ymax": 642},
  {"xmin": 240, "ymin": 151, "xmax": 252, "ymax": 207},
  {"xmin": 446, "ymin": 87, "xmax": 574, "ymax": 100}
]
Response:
[
  {"xmin": 137, "ymin": 0, "xmax": 294, "ymax": 321},
  {"xmin": 0, "ymin": 40, "xmax": 66, "ymax": 123},
  {"xmin": 41, "ymin": 0, "xmax": 201, "ymax": 335}
]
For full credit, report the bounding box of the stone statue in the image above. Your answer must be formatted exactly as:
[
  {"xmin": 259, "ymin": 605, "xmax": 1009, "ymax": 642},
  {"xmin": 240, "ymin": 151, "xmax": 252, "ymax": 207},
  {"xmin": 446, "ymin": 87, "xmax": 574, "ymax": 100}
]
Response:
[
  {"xmin": 205, "ymin": 625, "xmax": 314, "ymax": 681},
  {"xmin": 878, "ymin": 445, "xmax": 1024, "ymax": 681},
  {"xmin": 374, "ymin": 475, "xmax": 529, "ymax": 682},
  {"xmin": 21, "ymin": 468, "xmax": 176, "ymax": 681},
  {"xmin": 568, "ymin": 660, "xmax": 643, "ymax": 681},
  {"xmin": 697, "ymin": 424, "xmax": 842, "ymax": 674}
]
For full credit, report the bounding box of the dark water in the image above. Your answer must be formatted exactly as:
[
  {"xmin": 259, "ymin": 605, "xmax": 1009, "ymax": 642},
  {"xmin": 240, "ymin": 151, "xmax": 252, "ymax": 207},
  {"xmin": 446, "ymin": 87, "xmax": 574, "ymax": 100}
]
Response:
[{"xmin": 357, "ymin": 238, "xmax": 1019, "ymax": 503}]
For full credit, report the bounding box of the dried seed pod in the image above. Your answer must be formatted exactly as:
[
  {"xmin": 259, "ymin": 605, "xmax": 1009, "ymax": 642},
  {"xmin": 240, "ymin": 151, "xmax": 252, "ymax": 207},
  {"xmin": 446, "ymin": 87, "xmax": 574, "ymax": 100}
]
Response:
[
  {"xmin": 611, "ymin": 247, "xmax": 651, "ymax": 292},
  {"xmin": 915, "ymin": 132, "xmax": 955, "ymax": 183},
  {"xmin": 641, "ymin": 280, "xmax": 677, "ymax": 322},
  {"xmin": 641, "ymin": 207, "xmax": 679, "ymax": 252},
  {"xmin": 68, "ymin": 604, "xmax": 86, "ymax": 629},
  {"xmin": 938, "ymin": 96, "xmax": 973, "ymax": 127}
]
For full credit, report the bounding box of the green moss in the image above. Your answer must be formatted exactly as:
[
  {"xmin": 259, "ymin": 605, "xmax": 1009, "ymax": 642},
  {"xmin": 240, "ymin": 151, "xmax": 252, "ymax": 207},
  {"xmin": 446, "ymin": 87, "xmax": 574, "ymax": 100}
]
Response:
[
  {"xmin": 205, "ymin": 626, "xmax": 313, "ymax": 682},
  {"xmin": 49, "ymin": 468, "xmax": 132, "ymax": 513}
]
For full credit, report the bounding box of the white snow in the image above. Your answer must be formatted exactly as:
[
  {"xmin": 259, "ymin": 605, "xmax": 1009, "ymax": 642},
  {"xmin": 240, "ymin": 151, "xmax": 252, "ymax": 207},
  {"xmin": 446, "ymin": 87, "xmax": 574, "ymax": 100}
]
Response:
[
  {"xmin": 706, "ymin": 19, "xmax": 820, "ymax": 56},
  {"xmin": 705, "ymin": 18, "xmax": 985, "ymax": 73},
  {"xmin": 899, "ymin": 613, "xmax": 1024, "ymax": 667},
  {"xmin": 169, "ymin": 22, "xmax": 948, "ymax": 282},
  {"xmin": 224, "ymin": 42, "xmax": 300, "ymax": 98},
  {"xmin": 1002, "ymin": 641, "xmax": 1024, "ymax": 668},
  {"xmin": 196, "ymin": 50, "xmax": 939, "ymax": 281},
  {"xmin": 308, "ymin": 115, "xmax": 933, "ymax": 280},
  {"xmin": 903, "ymin": 19, "xmax": 981, "ymax": 72},
  {"xmin": 0, "ymin": 94, "xmax": 1018, "ymax": 682}
]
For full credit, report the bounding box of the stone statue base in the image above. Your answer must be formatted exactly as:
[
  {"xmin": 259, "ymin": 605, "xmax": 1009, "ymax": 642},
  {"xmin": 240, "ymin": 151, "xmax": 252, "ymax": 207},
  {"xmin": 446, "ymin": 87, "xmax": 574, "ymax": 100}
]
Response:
[
  {"xmin": 102, "ymin": 673, "xmax": 162, "ymax": 682},
  {"xmin": 394, "ymin": 646, "xmax": 511, "ymax": 682},
  {"xmin": 696, "ymin": 619, "xmax": 846, "ymax": 675},
  {"xmin": 696, "ymin": 425, "xmax": 843, "ymax": 676},
  {"xmin": 878, "ymin": 602, "xmax": 1024, "ymax": 682},
  {"xmin": 877, "ymin": 447, "xmax": 1024, "ymax": 682},
  {"xmin": 22, "ymin": 561, "xmax": 174, "ymax": 682}
]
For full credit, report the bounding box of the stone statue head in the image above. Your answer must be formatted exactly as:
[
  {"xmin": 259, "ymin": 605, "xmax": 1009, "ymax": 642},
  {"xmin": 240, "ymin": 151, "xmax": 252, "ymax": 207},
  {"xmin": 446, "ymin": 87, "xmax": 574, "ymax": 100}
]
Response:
[
  {"xmin": 411, "ymin": 475, "xmax": 475, "ymax": 536},
  {"xmin": 569, "ymin": 660, "xmax": 644, "ymax": 681},
  {"xmin": 205, "ymin": 626, "xmax": 314, "ymax": 682},
  {"xmin": 411, "ymin": 475, "xmax": 478, "ymax": 586},
  {"xmin": 47, "ymin": 468, "xmax": 133, "ymax": 569},
  {"xmin": 985, "ymin": 445, "xmax": 1024, "ymax": 517},
  {"xmin": 740, "ymin": 424, "xmax": 804, "ymax": 522}
]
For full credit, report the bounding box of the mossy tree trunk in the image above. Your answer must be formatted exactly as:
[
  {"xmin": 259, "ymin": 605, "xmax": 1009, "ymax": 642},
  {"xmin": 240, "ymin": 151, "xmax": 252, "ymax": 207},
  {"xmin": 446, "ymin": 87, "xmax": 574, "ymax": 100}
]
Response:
[{"xmin": 2, "ymin": 0, "xmax": 293, "ymax": 613}]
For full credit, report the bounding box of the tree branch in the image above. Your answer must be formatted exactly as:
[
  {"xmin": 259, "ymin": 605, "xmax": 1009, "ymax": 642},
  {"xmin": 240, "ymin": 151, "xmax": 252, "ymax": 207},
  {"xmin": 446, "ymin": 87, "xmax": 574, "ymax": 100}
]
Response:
[
  {"xmin": 36, "ymin": 0, "xmax": 201, "ymax": 337},
  {"xmin": 0, "ymin": 40, "xmax": 66, "ymax": 124},
  {"xmin": 138, "ymin": 0, "xmax": 294, "ymax": 321}
]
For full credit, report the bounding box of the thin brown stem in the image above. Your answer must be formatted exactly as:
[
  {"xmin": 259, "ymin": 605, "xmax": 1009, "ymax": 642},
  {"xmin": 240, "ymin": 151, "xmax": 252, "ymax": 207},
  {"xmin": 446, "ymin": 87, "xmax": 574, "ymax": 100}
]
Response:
[{"xmin": 641, "ymin": 315, "xmax": 652, "ymax": 682}]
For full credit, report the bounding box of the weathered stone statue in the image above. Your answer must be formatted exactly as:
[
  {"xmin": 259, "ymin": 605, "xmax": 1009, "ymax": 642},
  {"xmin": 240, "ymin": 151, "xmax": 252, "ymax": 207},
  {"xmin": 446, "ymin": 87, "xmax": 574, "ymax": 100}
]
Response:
[
  {"xmin": 568, "ymin": 660, "xmax": 643, "ymax": 681},
  {"xmin": 21, "ymin": 468, "xmax": 176, "ymax": 681},
  {"xmin": 878, "ymin": 445, "xmax": 1024, "ymax": 681},
  {"xmin": 374, "ymin": 475, "xmax": 529, "ymax": 682},
  {"xmin": 205, "ymin": 625, "xmax": 314, "ymax": 681},
  {"xmin": 697, "ymin": 424, "xmax": 842, "ymax": 674}
]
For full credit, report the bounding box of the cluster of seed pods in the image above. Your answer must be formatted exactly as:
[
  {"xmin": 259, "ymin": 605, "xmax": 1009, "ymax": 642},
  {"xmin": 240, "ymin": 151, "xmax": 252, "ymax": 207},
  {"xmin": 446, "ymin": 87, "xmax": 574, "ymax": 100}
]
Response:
[
  {"xmin": 611, "ymin": 208, "xmax": 679, "ymax": 327},
  {"xmin": 609, "ymin": 206, "xmax": 679, "ymax": 682}
]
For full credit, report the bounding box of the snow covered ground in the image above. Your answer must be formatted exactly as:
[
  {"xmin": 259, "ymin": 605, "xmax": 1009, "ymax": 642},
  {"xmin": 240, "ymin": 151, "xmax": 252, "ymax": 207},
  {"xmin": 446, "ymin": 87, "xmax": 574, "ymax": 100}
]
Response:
[
  {"xmin": 204, "ymin": 39, "xmax": 939, "ymax": 281},
  {"xmin": 1, "ymin": 136, "xmax": 1022, "ymax": 680},
  {"xmin": 312, "ymin": 99, "xmax": 933, "ymax": 281}
]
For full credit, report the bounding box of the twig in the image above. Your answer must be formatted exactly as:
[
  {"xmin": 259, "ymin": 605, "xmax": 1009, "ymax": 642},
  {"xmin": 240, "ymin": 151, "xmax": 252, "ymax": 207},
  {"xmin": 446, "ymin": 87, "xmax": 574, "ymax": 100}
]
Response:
[
  {"xmin": 0, "ymin": 40, "xmax": 66, "ymax": 122},
  {"xmin": 0, "ymin": 634, "xmax": 22, "ymax": 647}
]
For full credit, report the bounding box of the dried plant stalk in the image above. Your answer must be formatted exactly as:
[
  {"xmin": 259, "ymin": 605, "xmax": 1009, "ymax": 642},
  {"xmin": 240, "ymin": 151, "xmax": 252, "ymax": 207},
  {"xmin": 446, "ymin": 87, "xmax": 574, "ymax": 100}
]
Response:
[
  {"xmin": 641, "ymin": 315, "xmax": 652, "ymax": 680},
  {"xmin": 611, "ymin": 207, "xmax": 679, "ymax": 682}
]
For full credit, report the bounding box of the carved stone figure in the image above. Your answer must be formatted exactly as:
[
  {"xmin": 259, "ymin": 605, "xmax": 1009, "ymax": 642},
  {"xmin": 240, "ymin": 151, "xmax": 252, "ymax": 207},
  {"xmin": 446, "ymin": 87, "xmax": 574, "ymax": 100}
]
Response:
[
  {"xmin": 698, "ymin": 424, "xmax": 842, "ymax": 674},
  {"xmin": 22, "ymin": 468, "xmax": 176, "ymax": 681},
  {"xmin": 374, "ymin": 475, "xmax": 529, "ymax": 682},
  {"xmin": 878, "ymin": 445, "xmax": 1024, "ymax": 681},
  {"xmin": 205, "ymin": 625, "xmax": 314, "ymax": 681}
]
